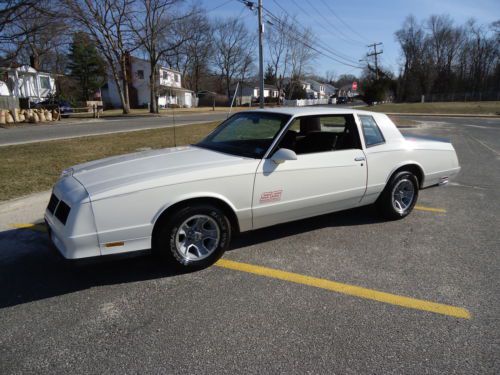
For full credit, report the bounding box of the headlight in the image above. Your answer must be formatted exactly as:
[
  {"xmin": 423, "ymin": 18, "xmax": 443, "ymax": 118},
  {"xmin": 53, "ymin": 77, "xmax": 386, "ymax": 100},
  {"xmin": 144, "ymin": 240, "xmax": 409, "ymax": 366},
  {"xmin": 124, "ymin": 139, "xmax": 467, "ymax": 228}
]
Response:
[{"xmin": 60, "ymin": 168, "xmax": 74, "ymax": 178}]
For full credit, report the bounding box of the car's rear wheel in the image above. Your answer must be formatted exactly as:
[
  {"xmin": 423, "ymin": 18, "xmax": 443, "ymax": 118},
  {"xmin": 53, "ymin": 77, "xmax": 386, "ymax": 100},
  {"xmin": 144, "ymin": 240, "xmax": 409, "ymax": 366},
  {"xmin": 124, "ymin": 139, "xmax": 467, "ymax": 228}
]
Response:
[
  {"xmin": 154, "ymin": 204, "xmax": 231, "ymax": 270},
  {"xmin": 376, "ymin": 170, "xmax": 419, "ymax": 220}
]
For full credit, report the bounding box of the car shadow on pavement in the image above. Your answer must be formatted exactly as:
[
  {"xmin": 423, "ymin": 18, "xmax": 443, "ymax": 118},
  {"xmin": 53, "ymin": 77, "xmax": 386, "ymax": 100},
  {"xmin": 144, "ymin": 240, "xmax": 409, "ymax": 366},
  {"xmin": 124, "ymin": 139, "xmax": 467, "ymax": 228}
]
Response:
[
  {"xmin": 0, "ymin": 206, "xmax": 381, "ymax": 309},
  {"xmin": 230, "ymin": 205, "xmax": 380, "ymax": 250}
]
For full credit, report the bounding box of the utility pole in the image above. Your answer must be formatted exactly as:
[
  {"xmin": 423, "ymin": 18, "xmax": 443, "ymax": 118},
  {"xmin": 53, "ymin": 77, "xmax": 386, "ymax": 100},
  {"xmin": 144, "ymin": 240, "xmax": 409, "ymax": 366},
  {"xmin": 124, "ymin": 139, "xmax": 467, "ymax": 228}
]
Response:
[
  {"xmin": 258, "ymin": 0, "xmax": 264, "ymax": 108},
  {"xmin": 367, "ymin": 42, "xmax": 383, "ymax": 80}
]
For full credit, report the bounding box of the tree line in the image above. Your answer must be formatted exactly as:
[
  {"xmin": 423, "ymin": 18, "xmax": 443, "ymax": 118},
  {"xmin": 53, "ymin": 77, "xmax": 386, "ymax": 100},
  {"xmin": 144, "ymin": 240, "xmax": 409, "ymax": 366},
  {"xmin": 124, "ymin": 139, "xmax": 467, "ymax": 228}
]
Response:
[
  {"xmin": 394, "ymin": 15, "xmax": 499, "ymax": 102},
  {"xmin": 0, "ymin": 0, "xmax": 254, "ymax": 113},
  {"xmin": 0, "ymin": 0, "xmax": 323, "ymax": 113}
]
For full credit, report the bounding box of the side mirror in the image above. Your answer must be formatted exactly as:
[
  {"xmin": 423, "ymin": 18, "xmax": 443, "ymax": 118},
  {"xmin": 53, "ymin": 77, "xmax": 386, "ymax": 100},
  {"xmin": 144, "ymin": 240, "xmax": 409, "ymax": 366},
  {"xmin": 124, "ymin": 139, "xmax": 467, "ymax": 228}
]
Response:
[{"xmin": 271, "ymin": 148, "xmax": 297, "ymax": 164}]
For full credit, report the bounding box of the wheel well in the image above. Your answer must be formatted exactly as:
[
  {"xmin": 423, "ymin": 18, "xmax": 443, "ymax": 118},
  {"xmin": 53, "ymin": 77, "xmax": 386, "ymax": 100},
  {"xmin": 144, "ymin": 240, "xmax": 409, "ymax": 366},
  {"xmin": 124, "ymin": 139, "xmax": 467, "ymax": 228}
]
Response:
[
  {"xmin": 391, "ymin": 164, "xmax": 424, "ymax": 188},
  {"xmin": 152, "ymin": 197, "xmax": 240, "ymax": 244}
]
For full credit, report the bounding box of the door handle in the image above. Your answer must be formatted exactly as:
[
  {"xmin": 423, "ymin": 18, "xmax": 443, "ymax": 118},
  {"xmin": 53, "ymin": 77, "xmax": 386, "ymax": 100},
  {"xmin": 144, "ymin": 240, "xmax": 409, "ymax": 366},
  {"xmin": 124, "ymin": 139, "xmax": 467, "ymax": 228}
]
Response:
[{"xmin": 354, "ymin": 156, "xmax": 365, "ymax": 162}]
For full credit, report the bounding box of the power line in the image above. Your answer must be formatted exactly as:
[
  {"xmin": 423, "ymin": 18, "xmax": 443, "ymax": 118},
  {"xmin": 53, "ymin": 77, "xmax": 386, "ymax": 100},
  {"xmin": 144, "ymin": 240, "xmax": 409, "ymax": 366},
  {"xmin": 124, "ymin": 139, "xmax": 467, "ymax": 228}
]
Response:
[
  {"xmin": 206, "ymin": 0, "xmax": 234, "ymax": 13},
  {"xmin": 263, "ymin": 11, "xmax": 362, "ymax": 69},
  {"xmin": 303, "ymin": 0, "xmax": 365, "ymax": 46},
  {"xmin": 236, "ymin": 0, "xmax": 363, "ymax": 69},
  {"xmin": 266, "ymin": 1, "xmax": 361, "ymax": 65},
  {"xmin": 318, "ymin": 0, "xmax": 370, "ymax": 43}
]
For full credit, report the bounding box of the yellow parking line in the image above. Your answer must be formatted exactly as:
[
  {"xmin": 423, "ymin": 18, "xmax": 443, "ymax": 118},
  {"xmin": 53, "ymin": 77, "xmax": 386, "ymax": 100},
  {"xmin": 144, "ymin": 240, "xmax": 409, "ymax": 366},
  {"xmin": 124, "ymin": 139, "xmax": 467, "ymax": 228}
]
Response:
[
  {"xmin": 215, "ymin": 259, "xmax": 470, "ymax": 319},
  {"xmin": 10, "ymin": 223, "xmax": 47, "ymax": 233},
  {"xmin": 415, "ymin": 205, "xmax": 447, "ymax": 213}
]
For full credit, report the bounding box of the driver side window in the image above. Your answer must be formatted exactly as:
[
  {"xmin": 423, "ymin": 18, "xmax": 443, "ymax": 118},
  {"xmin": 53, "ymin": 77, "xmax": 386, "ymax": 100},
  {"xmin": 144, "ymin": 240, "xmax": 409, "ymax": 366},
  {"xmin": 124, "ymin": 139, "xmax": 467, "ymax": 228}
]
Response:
[{"xmin": 278, "ymin": 115, "xmax": 362, "ymax": 155}]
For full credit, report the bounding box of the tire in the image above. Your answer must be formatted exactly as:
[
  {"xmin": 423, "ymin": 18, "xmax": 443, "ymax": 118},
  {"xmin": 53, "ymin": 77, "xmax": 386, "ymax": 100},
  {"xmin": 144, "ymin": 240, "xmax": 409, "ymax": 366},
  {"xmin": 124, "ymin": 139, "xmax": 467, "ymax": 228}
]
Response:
[
  {"xmin": 376, "ymin": 170, "xmax": 419, "ymax": 220},
  {"xmin": 154, "ymin": 204, "xmax": 231, "ymax": 270}
]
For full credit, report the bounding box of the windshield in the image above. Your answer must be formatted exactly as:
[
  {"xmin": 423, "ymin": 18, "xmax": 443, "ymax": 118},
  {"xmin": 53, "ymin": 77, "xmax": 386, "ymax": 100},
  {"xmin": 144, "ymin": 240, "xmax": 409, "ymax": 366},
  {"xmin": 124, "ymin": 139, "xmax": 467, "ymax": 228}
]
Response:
[{"xmin": 196, "ymin": 112, "xmax": 291, "ymax": 158}]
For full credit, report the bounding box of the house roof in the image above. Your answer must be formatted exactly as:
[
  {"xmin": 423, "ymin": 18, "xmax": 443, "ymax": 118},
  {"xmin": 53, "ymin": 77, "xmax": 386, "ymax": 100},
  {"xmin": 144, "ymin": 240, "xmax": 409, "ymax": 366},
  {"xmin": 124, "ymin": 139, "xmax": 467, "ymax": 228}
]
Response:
[
  {"xmin": 305, "ymin": 79, "xmax": 322, "ymax": 85},
  {"xmin": 234, "ymin": 82, "xmax": 279, "ymax": 90},
  {"xmin": 130, "ymin": 55, "xmax": 181, "ymax": 74},
  {"xmin": 1, "ymin": 65, "xmax": 52, "ymax": 75}
]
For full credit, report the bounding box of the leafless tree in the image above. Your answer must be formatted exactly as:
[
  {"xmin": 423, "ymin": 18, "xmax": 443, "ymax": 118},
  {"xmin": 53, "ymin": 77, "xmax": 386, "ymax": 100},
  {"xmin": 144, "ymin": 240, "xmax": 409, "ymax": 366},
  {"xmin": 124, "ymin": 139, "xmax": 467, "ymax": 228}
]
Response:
[
  {"xmin": 64, "ymin": 0, "xmax": 137, "ymax": 114},
  {"xmin": 163, "ymin": 8, "xmax": 213, "ymax": 93},
  {"xmin": 0, "ymin": 0, "xmax": 67, "ymax": 69},
  {"xmin": 325, "ymin": 70, "xmax": 337, "ymax": 84},
  {"xmin": 0, "ymin": 0, "xmax": 37, "ymax": 41},
  {"xmin": 129, "ymin": 0, "xmax": 194, "ymax": 113},
  {"xmin": 287, "ymin": 26, "xmax": 317, "ymax": 99},
  {"xmin": 265, "ymin": 14, "xmax": 292, "ymax": 93},
  {"xmin": 396, "ymin": 14, "xmax": 499, "ymax": 100},
  {"xmin": 212, "ymin": 17, "xmax": 255, "ymax": 98}
]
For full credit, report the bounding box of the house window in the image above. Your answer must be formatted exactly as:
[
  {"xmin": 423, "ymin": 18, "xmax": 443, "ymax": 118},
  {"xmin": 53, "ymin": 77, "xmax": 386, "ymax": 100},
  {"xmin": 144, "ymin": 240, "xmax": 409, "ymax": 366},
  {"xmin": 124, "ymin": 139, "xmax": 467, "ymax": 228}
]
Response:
[
  {"xmin": 163, "ymin": 71, "xmax": 168, "ymax": 80},
  {"xmin": 137, "ymin": 70, "xmax": 144, "ymax": 79},
  {"xmin": 175, "ymin": 74, "xmax": 180, "ymax": 83},
  {"xmin": 39, "ymin": 76, "xmax": 51, "ymax": 89}
]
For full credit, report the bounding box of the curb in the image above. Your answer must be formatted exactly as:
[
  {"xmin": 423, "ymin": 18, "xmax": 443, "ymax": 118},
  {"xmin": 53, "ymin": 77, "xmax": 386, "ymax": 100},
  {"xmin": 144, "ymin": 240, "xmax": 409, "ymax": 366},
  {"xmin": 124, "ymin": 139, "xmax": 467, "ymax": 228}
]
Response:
[
  {"xmin": 0, "ymin": 190, "xmax": 51, "ymax": 213},
  {"xmin": 385, "ymin": 112, "xmax": 500, "ymax": 118}
]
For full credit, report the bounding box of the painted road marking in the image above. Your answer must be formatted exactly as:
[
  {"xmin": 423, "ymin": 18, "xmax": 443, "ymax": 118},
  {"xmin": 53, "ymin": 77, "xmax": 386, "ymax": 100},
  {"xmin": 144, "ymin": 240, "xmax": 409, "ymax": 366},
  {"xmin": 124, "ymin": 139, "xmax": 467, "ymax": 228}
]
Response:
[
  {"xmin": 10, "ymin": 222, "xmax": 468, "ymax": 318},
  {"xmin": 469, "ymin": 135, "xmax": 500, "ymax": 156},
  {"xmin": 215, "ymin": 259, "xmax": 470, "ymax": 319},
  {"xmin": 10, "ymin": 223, "xmax": 47, "ymax": 233},
  {"xmin": 415, "ymin": 205, "xmax": 446, "ymax": 213}
]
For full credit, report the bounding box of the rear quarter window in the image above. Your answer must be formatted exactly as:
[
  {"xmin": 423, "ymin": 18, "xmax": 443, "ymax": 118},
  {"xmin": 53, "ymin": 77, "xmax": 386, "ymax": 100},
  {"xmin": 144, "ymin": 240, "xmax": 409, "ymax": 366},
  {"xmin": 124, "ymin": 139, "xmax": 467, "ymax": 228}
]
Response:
[{"xmin": 359, "ymin": 115, "xmax": 385, "ymax": 147}]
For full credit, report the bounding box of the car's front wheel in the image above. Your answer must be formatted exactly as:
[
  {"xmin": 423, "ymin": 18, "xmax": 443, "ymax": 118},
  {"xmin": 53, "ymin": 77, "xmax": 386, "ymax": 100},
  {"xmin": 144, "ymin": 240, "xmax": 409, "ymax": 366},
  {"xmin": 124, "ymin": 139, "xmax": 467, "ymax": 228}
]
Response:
[
  {"xmin": 154, "ymin": 204, "xmax": 231, "ymax": 270},
  {"xmin": 376, "ymin": 170, "xmax": 419, "ymax": 220}
]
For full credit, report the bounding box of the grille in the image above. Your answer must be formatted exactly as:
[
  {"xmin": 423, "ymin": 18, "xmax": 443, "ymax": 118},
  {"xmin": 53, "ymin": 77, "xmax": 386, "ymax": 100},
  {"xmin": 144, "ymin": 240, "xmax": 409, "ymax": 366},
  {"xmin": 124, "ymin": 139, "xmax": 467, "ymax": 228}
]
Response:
[
  {"xmin": 55, "ymin": 200, "xmax": 71, "ymax": 225},
  {"xmin": 47, "ymin": 193, "xmax": 59, "ymax": 214}
]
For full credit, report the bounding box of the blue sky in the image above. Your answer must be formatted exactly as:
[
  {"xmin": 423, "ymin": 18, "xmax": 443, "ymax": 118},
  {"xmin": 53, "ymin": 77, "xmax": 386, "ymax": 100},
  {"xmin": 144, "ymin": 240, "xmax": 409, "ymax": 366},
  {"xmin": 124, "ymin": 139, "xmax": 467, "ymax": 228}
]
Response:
[{"xmin": 202, "ymin": 0, "xmax": 500, "ymax": 78}]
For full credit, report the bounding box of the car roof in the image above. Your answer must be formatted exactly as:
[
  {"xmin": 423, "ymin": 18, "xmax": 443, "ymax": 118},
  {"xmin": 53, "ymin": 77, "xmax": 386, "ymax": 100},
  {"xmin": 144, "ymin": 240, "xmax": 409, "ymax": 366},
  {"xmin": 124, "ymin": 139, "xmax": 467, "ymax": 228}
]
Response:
[{"xmin": 251, "ymin": 106, "xmax": 379, "ymax": 117}]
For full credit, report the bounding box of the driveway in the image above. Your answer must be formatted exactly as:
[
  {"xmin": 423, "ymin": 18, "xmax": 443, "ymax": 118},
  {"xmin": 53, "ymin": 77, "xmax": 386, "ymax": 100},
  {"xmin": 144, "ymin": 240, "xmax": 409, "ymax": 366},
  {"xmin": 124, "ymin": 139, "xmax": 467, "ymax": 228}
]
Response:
[{"xmin": 0, "ymin": 116, "xmax": 498, "ymax": 373}]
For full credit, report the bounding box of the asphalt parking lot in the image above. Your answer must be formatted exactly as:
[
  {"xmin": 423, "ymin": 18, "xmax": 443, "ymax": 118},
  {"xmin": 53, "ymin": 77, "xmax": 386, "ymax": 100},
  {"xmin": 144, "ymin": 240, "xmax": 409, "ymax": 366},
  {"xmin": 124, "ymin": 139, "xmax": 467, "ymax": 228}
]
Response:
[{"xmin": 0, "ymin": 116, "xmax": 499, "ymax": 374}]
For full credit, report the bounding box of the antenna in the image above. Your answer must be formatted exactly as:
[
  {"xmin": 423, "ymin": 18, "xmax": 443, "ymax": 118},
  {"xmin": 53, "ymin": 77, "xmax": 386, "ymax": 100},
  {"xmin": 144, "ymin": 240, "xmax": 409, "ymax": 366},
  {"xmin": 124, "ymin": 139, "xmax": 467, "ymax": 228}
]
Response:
[
  {"xmin": 228, "ymin": 81, "xmax": 240, "ymax": 118},
  {"xmin": 170, "ymin": 88, "xmax": 177, "ymax": 147}
]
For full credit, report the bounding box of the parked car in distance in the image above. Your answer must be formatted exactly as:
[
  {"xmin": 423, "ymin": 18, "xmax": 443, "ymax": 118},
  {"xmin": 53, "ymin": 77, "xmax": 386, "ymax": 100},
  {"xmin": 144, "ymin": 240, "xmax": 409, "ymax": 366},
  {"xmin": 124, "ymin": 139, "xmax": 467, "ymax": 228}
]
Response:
[
  {"xmin": 34, "ymin": 99, "xmax": 73, "ymax": 117},
  {"xmin": 45, "ymin": 108, "xmax": 460, "ymax": 270},
  {"xmin": 337, "ymin": 96, "xmax": 348, "ymax": 104}
]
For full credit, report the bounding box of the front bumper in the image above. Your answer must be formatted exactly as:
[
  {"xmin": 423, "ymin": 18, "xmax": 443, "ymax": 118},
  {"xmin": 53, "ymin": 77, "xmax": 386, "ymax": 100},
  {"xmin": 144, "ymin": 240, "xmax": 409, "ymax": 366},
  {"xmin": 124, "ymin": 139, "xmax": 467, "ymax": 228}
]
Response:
[{"xmin": 44, "ymin": 177, "xmax": 101, "ymax": 259}]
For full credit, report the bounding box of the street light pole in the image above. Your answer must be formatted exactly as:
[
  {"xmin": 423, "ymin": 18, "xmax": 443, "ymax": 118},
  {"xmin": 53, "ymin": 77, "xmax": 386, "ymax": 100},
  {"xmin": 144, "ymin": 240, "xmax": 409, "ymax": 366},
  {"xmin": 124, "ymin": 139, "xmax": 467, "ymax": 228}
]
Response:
[{"xmin": 258, "ymin": 0, "xmax": 264, "ymax": 109}]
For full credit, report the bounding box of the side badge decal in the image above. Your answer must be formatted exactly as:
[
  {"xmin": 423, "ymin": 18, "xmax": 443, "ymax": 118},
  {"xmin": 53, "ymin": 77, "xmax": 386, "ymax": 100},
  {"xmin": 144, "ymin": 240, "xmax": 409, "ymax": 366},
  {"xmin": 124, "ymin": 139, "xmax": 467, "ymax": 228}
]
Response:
[{"xmin": 260, "ymin": 190, "xmax": 283, "ymax": 203}]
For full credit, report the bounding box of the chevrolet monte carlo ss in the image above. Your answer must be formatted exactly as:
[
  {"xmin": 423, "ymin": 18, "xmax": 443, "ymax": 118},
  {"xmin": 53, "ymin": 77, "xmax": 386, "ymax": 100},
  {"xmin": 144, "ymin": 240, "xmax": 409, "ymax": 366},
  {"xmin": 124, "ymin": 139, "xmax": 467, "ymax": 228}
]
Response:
[{"xmin": 45, "ymin": 108, "xmax": 460, "ymax": 269}]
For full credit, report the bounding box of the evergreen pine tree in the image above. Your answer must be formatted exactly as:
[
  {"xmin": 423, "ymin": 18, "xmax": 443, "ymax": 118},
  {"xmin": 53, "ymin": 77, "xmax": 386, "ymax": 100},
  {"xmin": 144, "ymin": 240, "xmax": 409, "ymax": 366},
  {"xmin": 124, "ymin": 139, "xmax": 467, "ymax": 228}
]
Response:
[{"xmin": 68, "ymin": 32, "xmax": 107, "ymax": 101}]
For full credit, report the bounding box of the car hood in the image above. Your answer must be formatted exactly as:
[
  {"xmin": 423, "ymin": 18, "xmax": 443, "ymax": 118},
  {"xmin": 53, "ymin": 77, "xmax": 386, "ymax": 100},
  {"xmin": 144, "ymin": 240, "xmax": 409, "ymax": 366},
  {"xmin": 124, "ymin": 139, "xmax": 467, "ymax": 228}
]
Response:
[{"xmin": 71, "ymin": 145, "xmax": 258, "ymax": 200}]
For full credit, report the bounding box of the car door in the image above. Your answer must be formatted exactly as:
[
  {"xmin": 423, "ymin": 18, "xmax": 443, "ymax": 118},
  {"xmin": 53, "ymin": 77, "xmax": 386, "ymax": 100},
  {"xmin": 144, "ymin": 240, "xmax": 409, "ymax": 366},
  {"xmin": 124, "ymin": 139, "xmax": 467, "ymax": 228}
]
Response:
[{"xmin": 252, "ymin": 114, "xmax": 367, "ymax": 229}]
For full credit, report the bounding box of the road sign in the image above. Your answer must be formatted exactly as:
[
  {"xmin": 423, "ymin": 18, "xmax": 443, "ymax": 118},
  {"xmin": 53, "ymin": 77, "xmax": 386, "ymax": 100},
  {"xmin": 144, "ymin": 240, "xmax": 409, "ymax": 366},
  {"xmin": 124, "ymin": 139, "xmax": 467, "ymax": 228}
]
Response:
[{"xmin": 352, "ymin": 81, "xmax": 358, "ymax": 91}]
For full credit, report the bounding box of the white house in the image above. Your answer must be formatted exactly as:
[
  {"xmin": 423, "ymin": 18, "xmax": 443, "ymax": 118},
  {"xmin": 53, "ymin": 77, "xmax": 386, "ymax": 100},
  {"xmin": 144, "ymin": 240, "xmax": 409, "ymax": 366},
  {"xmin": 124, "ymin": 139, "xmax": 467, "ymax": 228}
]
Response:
[
  {"xmin": 323, "ymin": 83, "xmax": 337, "ymax": 98},
  {"xmin": 2, "ymin": 65, "xmax": 56, "ymax": 102},
  {"xmin": 295, "ymin": 80, "xmax": 319, "ymax": 99},
  {"xmin": 102, "ymin": 55, "xmax": 195, "ymax": 109},
  {"xmin": 305, "ymin": 79, "xmax": 328, "ymax": 99},
  {"xmin": 230, "ymin": 82, "xmax": 280, "ymax": 104}
]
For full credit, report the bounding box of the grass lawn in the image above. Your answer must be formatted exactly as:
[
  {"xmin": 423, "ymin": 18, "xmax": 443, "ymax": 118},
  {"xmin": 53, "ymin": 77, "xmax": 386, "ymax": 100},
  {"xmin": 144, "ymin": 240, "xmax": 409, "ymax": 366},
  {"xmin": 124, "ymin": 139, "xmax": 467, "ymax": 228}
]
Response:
[
  {"xmin": 0, "ymin": 122, "xmax": 220, "ymax": 202},
  {"xmin": 365, "ymin": 101, "xmax": 500, "ymax": 115},
  {"xmin": 0, "ymin": 115, "xmax": 417, "ymax": 202}
]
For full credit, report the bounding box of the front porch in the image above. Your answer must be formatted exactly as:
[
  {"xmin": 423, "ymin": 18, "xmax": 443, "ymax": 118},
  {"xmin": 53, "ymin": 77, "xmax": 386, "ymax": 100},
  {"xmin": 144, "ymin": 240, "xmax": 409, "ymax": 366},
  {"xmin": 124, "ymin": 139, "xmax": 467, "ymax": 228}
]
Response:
[{"xmin": 158, "ymin": 86, "xmax": 195, "ymax": 108}]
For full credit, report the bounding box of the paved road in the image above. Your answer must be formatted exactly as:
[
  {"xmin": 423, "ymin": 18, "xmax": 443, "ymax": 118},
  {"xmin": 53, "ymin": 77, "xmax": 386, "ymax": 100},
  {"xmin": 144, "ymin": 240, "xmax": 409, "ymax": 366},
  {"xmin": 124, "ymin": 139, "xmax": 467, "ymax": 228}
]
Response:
[
  {"xmin": 0, "ymin": 112, "xmax": 229, "ymax": 146},
  {"xmin": 0, "ymin": 117, "xmax": 499, "ymax": 374},
  {"xmin": 0, "ymin": 103, "xmax": 364, "ymax": 146}
]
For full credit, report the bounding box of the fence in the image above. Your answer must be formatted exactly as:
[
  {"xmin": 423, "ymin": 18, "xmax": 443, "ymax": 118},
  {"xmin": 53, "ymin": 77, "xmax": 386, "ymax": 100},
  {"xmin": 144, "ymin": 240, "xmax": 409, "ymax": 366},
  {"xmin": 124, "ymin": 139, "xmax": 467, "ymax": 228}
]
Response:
[
  {"xmin": 0, "ymin": 96, "xmax": 19, "ymax": 110},
  {"xmin": 405, "ymin": 91, "xmax": 500, "ymax": 103},
  {"xmin": 283, "ymin": 98, "xmax": 330, "ymax": 107}
]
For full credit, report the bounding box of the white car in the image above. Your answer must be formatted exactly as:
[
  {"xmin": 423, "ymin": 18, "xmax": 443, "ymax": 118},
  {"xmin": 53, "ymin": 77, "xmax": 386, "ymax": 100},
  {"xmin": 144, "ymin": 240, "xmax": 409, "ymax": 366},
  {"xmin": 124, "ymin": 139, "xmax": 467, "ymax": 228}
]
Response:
[{"xmin": 45, "ymin": 108, "xmax": 460, "ymax": 269}]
